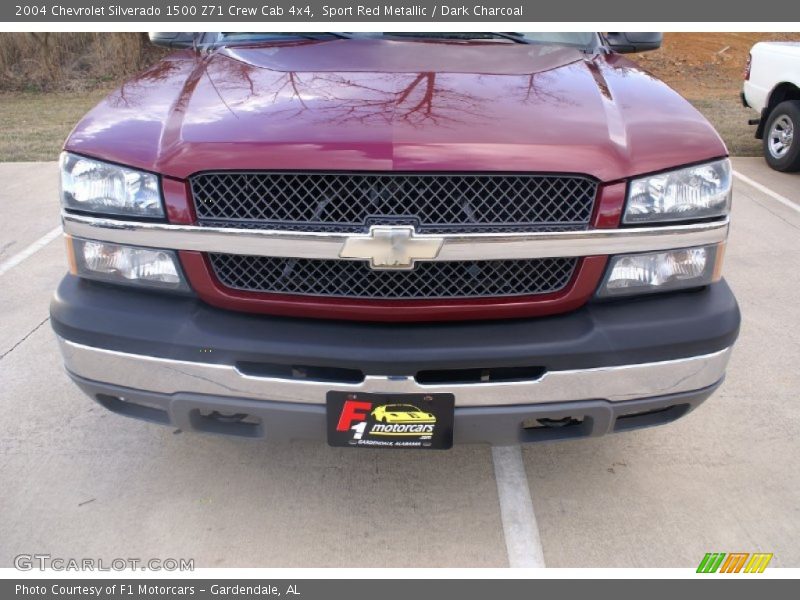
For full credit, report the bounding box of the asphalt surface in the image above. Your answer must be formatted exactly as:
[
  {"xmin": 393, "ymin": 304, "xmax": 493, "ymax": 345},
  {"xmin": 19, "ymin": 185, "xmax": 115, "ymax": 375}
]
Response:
[{"xmin": 1, "ymin": 157, "xmax": 798, "ymax": 568}]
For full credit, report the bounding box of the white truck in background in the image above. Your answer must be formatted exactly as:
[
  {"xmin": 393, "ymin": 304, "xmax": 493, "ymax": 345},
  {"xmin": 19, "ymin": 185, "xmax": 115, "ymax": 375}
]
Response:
[{"xmin": 742, "ymin": 41, "xmax": 800, "ymax": 171}]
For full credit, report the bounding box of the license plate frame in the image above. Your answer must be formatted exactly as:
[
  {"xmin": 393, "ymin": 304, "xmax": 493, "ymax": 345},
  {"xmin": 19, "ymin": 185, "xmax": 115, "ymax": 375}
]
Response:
[{"xmin": 326, "ymin": 391, "xmax": 455, "ymax": 450}]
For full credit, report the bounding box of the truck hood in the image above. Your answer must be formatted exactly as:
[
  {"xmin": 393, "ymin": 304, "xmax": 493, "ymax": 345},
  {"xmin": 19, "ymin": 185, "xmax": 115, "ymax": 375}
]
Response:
[{"xmin": 65, "ymin": 39, "xmax": 727, "ymax": 182}]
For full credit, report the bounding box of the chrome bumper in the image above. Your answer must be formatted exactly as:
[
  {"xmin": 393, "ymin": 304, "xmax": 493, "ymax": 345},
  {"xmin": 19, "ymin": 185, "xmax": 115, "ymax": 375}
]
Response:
[
  {"xmin": 57, "ymin": 337, "xmax": 732, "ymax": 407},
  {"xmin": 61, "ymin": 212, "xmax": 730, "ymax": 261}
]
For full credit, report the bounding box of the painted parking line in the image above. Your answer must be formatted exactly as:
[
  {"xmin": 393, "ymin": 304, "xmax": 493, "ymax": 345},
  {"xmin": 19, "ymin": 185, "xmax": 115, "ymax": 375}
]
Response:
[
  {"xmin": 732, "ymin": 170, "xmax": 800, "ymax": 215},
  {"xmin": 0, "ymin": 227, "xmax": 62, "ymax": 278},
  {"xmin": 492, "ymin": 445, "xmax": 546, "ymax": 568}
]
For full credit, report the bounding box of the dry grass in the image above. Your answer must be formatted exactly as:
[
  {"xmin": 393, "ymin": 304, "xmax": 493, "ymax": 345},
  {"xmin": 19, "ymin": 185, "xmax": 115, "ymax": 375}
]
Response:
[
  {"xmin": 685, "ymin": 94, "xmax": 762, "ymax": 156},
  {"xmin": 0, "ymin": 32, "xmax": 165, "ymax": 92},
  {"xmin": 0, "ymin": 33, "xmax": 168, "ymax": 161},
  {"xmin": 0, "ymin": 90, "xmax": 111, "ymax": 161}
]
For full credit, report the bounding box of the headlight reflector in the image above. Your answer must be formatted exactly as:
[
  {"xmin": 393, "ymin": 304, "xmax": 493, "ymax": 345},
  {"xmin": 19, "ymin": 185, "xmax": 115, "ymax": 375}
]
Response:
[
  {"xmin": 60, "ymin": 152, "xmax": 164, "ymax": 218},
  {"xmin": 68, "ymin": 237, "xmax": 189, "ymax": 292},
  {"xmin": 598, "ymin": 244, "xmax": 722, "ymax": 298},
  {"xmin": 624, "ymin": 159, "xmax": 732, "ymax": 224}
]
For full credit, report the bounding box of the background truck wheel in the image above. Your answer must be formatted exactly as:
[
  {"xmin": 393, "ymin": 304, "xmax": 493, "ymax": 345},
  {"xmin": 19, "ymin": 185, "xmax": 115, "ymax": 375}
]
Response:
[{"xmin": 763, "ymin": 100, "xmax": 800, "ymax": 172}]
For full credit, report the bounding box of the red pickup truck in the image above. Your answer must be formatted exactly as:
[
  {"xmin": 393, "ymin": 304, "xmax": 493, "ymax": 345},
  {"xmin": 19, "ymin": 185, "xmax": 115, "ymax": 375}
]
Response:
[{"xmin": 51, "ymin": 33, "xmax": 739, "ymax": 449}]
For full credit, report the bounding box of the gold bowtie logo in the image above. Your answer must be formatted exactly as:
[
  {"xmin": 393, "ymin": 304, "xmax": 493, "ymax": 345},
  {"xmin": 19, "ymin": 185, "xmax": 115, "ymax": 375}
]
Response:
[{"xmin": 339, "ymin": 226, "xmax": 444, "ymax": 270}]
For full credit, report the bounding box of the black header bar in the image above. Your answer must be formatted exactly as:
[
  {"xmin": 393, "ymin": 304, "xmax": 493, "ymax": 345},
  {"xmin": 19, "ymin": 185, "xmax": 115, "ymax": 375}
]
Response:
[{"xmin": 4, "ymin": 0, "xmax": 800, "ymax": 22}]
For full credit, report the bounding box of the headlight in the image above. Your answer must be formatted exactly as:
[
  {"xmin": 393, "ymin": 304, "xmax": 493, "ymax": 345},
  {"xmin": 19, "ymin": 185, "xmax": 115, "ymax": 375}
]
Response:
[
  {"xmin": 624, "ymin": 159, "xmax": 732, "ymax": 224},
  {"xmin": 597, "ymin": 244, "xmax": 723, "ymax": 298},
  {"xmin": 60, "ymin": 152, "xmax": 164, "ymax": 218},
  {"xmin": 67, "ymin": 237, "xmax": 189, "ymax": 292}
]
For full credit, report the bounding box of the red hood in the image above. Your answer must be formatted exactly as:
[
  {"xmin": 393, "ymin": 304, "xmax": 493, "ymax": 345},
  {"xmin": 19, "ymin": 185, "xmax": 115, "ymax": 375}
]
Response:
[{"xmin": 65, "ymin": 38, "xmax": 727, "ymax": 182}]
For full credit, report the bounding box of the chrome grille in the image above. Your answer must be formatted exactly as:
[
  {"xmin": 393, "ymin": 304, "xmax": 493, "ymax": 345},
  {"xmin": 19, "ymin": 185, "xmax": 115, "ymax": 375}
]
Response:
[
  {"xmin": 208, "ymin": 255, "xmax": 577, "ymax": 299},
  {"xmin": 191, "ymin": 172, "xmax": 597, "ymax": 233}
]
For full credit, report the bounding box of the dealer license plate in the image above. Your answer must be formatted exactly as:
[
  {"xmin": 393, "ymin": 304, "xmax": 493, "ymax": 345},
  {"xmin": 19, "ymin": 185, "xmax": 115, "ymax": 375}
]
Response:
[{"xmin": 326, "ymin": 391, "xmax": 455, "ymax": 449}]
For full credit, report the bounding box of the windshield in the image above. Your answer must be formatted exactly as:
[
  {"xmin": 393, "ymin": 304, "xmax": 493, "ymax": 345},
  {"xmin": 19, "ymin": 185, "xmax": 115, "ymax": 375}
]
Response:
[{"xmin": 217, "ymin": 32, "xmax": 597, "ymax": 49}]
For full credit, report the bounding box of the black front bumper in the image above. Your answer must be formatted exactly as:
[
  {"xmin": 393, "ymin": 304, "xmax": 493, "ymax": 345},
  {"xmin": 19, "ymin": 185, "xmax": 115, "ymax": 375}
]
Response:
[
  {"xmin": 51, "ymin": 276, "xmax": 740, "ymax": 444},
  {"xmin": 52, "ymin": 275, "xmax": 739, "ymax": 375}
]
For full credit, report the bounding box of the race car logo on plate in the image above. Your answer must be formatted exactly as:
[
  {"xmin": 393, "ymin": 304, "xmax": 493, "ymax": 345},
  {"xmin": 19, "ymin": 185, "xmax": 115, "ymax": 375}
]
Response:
[{"xmin": 327, "ymin": 392, "xmax": 454, "ymax": 449}]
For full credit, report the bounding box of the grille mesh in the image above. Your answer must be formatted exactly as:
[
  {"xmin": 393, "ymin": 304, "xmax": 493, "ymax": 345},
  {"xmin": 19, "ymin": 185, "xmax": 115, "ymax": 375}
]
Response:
[
  {"xmin": 208, "ymin": 255, "xmax": 577, "ymax": 300},
  {"xmin": 191, "ymin": 172, "xmax": 597, "ymax": 233}
]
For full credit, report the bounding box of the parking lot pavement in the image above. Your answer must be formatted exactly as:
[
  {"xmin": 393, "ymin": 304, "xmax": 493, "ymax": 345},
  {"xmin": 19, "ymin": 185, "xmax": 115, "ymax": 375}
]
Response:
[
  {"xmin": 0, "ymin": 162, "xmax": 61, "ymax": 258},
  {"xmin": 732, "ymin": 157, "xmax": 800, "ymax": 209},
  {"xmin": 0, "ymin": 158, "xmax": 798, "ymax": 568}
]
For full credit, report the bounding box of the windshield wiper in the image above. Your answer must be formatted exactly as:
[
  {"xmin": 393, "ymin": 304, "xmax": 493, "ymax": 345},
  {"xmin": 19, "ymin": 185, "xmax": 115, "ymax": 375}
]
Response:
[
  {"xmin": 281, "ymin": 33, "xmax": 351, "ymax": 41},
  {"xmin": 219, "ymin": 33, "xmax": 351, "ymax": 43},
  {"xmin": 386, "ymin": 32, "xmax": 531, "ymax": 44},
  {"xmin": 487, "ymin": 32, "xmax": 531, "ymax": 44}
]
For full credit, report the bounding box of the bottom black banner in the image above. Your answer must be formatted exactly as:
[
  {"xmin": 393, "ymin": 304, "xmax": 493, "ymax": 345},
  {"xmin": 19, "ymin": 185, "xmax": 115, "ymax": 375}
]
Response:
[{"xmin": 2, "ymin": 579, "xmax": 794, "ymax": 600}]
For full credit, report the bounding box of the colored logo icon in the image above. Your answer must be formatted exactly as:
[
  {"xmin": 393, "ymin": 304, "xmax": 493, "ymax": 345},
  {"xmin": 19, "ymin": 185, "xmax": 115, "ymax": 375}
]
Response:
[{"xmin": 696, "ymin": 552, "xmax": 773, "ymax": 573}]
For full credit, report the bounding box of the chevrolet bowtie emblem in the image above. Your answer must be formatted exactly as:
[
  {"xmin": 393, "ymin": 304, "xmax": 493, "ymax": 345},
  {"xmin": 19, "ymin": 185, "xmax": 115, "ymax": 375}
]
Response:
[{"xmin": 339, "ymin": 226, "xmax": 444, "ymax": 270}]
